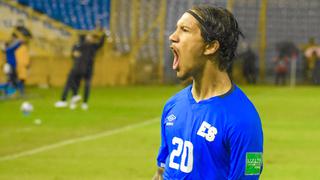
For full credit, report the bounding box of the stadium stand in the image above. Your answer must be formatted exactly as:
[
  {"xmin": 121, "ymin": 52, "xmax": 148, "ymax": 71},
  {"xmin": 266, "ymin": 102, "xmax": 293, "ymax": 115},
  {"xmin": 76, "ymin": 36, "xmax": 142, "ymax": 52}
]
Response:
[{"xmin": 17, "ymin": 0, "xmax": 110, "ymax": 30}]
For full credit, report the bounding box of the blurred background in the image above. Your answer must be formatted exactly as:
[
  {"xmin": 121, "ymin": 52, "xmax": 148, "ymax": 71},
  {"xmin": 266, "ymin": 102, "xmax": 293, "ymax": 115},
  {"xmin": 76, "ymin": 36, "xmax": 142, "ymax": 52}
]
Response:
[
  {"xmin": 0, "ymin": 0, "xmax": 319, "ymax": 87},
  {"xmin": 0, "ymin": 0, "xmax": 319, "ymax": 179}
]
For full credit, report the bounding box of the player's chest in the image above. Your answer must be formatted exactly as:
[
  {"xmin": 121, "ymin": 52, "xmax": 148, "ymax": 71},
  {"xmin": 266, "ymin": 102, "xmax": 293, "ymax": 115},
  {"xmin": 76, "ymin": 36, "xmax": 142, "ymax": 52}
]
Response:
[{"xmin": 164, "ymin": 105, "xmax": 225, "ymax": 145}]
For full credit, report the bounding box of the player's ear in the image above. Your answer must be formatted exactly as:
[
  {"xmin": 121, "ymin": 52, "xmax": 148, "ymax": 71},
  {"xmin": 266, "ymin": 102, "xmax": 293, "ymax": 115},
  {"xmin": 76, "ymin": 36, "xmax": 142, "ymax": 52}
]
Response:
[{"xmin": 204, "ymin": 40, "xmax": 219, "ymax": 56}]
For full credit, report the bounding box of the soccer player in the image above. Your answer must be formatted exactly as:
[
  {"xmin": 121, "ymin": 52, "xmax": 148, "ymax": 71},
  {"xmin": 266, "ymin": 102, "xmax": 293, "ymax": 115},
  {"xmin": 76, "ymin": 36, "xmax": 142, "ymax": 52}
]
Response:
[
  {"xmin": 153, "ymin": 5, "xmax": 263, "ymax": 180},
  {"xmin": 4, "ymin": 33, "xmax": 22, "ymax": 94}
]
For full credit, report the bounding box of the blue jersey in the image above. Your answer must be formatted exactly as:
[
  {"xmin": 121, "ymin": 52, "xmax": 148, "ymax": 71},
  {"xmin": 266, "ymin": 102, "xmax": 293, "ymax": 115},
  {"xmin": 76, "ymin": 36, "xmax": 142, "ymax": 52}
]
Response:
[
  {"xmin": 157, "ymin": 85, "xmax": 263, "ymax": 180},
  {"xmin": 5, "ymin": 40, "xmax": 22, "ymax": 68}
]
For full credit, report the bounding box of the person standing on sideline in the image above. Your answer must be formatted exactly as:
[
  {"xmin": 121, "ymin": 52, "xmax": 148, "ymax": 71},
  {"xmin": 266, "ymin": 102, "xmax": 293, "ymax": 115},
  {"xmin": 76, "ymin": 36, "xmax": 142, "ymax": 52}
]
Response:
[
  {"xmin": 55, "ymin": 30, "xmax": 105, "ymax": 110},
  {"xmin": 240, "ymin": 44, "xmax": 257, "ymax": 84},
  {"xmin": 54, "ymin": 34, "xmax": 85, "ymax": 109},
  {"xmin": 273, "ymin": 55, "xmax": 289, "ymax": 85},
  {"xmin": 311, "ymin": 51, "xmax": 320, "ymax": 85},
  {"xmin": 153, "ymin": 5, "xmax": 263, "ymax": 180}
]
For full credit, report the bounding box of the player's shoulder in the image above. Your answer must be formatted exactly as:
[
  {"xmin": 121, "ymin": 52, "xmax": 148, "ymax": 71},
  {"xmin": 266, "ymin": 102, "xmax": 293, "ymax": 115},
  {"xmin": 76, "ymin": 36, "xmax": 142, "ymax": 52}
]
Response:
[
  {"xmin": 223, "ymin": 85, "xmax": 261, "ymax": 127},
  {"xmin": 224, "ymin": 85, "xmax": 255, "ymax": 108},
  {"xmin": 163, "ymin": 85, "xmax": 191, "ymax": 111}
]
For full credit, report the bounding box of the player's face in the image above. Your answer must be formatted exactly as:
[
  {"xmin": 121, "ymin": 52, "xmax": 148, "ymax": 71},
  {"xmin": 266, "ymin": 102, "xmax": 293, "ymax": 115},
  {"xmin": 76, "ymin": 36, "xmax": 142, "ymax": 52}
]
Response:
[{"xmin": 169, "ymin": 12, "xmax": 206, "ymax": 80}]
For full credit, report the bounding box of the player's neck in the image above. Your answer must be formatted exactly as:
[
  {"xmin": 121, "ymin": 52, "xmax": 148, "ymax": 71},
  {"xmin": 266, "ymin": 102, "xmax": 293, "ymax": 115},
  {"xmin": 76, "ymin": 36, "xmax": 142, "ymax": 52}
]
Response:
[{"xmin": 191, "ymin": 63, "xmax": 232, "ymax": 102}]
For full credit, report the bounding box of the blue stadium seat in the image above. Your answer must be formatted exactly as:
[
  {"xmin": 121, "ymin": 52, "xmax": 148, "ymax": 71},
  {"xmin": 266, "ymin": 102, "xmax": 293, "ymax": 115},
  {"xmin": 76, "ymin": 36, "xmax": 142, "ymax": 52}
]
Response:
[{"xmin": 17, "ymin": 0, "xmax": 110, "ymax": 30}]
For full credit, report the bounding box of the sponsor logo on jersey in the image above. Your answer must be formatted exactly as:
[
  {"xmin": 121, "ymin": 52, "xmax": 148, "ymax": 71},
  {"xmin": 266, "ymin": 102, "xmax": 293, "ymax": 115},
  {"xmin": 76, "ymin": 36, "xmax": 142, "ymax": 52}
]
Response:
[{"xmin": 166, "ymin": 114, "xmax": 176, "ymax": 126}]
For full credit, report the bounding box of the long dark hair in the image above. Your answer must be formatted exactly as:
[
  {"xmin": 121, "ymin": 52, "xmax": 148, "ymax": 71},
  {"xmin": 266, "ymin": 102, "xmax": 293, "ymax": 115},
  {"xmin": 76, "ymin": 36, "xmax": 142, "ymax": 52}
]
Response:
[{"xmin": 188, "ymin": 5, "xmax": 243, "ymax": 71}]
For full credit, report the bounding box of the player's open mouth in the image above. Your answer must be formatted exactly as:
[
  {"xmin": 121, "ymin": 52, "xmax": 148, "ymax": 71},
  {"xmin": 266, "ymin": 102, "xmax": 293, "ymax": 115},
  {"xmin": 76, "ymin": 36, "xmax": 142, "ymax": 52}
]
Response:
[{"xmin": 171, "ymin": 46, "xmax": 180, "ymax": 70}]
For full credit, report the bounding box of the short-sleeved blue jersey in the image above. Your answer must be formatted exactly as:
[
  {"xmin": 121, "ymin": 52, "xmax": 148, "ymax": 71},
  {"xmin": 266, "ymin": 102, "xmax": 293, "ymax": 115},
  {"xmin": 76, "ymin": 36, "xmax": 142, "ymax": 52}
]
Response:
[{"xmin": 157, "ymin": 84, "xmax": 263, "ymax": 180}]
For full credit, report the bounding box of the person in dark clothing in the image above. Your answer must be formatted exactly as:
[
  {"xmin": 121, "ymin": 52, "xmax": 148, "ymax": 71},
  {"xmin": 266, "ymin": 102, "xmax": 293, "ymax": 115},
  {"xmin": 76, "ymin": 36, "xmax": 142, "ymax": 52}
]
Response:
[
  {"xmin": 55, "ymin": 34, "xmax": 85, "ymax": 108},
  {"xmin": 72, "ymin": 33, "xmax": 106, "ymax": 110},
  {"xmin": 274, "ymin": 56, "xmax": 289, "ymax": 85},
  {"xmin": 273, "ymin": 41, "xmax": 298, "ymax": 85},
  {"xmin": 239, "ymin": 46, "xmax": 257, "ymax": 84},
  {"xmin": 312, "ymin": 51, "xmax": 320, "ymax": 85},
  {"xmin": 55, "ymin": 32, "xmax": 105, "ymax": 110}
]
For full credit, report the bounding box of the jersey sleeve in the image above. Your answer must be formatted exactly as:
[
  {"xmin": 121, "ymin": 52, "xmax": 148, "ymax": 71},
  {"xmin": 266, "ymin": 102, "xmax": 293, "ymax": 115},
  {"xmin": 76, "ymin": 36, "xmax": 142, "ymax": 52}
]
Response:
[
  {"xmin": 227, "ymin": 114, "xmax": 264, "ymax": 180},
  {"xmin": 6, "ymin": 41, "xmax": 21, "ymax": 51},
  {"xmin": 156, "ymin": 103, "xmax": 171, "ymax": 168}
]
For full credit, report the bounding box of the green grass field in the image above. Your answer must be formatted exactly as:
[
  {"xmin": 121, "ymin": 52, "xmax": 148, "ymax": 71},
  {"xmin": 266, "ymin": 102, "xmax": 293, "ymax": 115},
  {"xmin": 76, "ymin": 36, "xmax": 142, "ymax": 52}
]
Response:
[{"xmin": 0, "ymin": 85, "xmax": 319, "ymax": 180}]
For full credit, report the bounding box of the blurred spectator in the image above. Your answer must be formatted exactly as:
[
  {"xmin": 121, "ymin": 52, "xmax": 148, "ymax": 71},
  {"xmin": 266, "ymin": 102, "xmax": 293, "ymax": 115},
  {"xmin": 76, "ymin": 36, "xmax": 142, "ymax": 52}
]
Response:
[
  {"xmin": 274, "ymin": 41, "xmax": 299, "ymax": 85},
  {"xmin": 55, "ymin": 29, "xmax": 105, "ymax": 110},
  {"xmin": 273, "ymin": 56, "xmax": 289, "ymax": 85},
  {"xmin": 303, "ymin": 38, "xmax": 320, "ymax": 82},
  {"xmin": 238, "ymin": 44, "xmax": 257, "ymax": 84},
  {"xmin": 312, "ymin": 51, "xmax": 320, "ymax": 85}
]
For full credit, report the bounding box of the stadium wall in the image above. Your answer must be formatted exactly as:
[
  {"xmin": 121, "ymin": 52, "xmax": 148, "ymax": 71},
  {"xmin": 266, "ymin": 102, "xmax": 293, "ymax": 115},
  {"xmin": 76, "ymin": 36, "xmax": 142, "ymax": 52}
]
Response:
[{"xmin": 25, "ymin": 49, "xmax": 130, "ymax": 87}]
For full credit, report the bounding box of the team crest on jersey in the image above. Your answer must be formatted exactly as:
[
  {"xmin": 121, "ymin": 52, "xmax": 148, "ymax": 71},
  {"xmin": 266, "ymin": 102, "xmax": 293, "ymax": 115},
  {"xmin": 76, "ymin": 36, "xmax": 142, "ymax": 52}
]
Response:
[
  {"xmin": 165, "ymin": 114, "xmax": 176, "ymax": 126},
  {"xmin": 197, "ymin": 121, "xmax": 218, "ymax": 142}
]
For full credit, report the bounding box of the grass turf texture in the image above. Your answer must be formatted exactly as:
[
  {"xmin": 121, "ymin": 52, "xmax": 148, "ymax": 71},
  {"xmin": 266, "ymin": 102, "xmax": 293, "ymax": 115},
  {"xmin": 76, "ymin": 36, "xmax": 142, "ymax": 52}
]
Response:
[{"xmin": 0, "ymin": 85, "xmax": 319, "ymax": 179}]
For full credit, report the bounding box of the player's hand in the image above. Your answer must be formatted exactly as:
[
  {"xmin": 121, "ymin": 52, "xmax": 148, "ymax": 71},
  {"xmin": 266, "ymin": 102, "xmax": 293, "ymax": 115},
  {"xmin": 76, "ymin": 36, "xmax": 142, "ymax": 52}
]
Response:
[
  {"xmin": 152, "ymin": 167, "xmax": 164, "ymax": 180},
  {"xmin": 73, "ymin": 51, "xmax": 81, "ymax": 58},
  {"xmin": 152, "ymin": 173, "xmax": 163, "ymax": 180}
]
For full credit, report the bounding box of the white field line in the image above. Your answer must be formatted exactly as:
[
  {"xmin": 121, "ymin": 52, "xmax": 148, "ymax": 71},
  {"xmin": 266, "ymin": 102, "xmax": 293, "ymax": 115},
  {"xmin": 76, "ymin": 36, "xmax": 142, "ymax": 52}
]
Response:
[{"xmin": 0, "ymin": 118, "xmax": 159, "ymax": 162}]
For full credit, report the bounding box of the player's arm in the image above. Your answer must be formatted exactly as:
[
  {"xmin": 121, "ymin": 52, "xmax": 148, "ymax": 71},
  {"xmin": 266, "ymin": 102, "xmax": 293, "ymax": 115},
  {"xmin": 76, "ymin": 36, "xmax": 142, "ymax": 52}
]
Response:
[
  {"xmin": 154, "ymin": 103, "xmax": 172, "ymax": 179},
  {"xmin": 94, "ymin": 33, "xmax": 106, "ymax": 49},
  {"xmin": 91, "ymin": 23, "xmax": 106, "ymax": 49},
  {"xmin": 154, "ymin": 122, "xmax": 168, "ymax": 180},
  {"xmin": 227, "ymin": 115, "xmax": 264, "ymax": 180}
]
